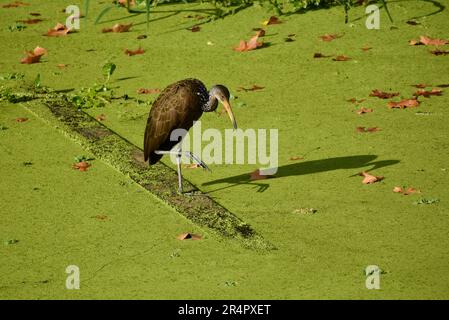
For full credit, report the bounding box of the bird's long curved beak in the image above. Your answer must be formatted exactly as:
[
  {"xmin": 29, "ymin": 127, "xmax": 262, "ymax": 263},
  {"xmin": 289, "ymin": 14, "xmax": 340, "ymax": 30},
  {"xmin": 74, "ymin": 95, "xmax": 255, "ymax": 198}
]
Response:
[{"xmin": 222, "ymin": 99, "xmax": 237, "ymax": 130}]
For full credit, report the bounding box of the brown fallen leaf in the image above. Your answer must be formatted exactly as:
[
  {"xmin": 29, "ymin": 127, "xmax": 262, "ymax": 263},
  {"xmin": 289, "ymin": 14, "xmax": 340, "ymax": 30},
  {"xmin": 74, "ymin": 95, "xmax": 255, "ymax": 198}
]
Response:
[
  {"xmin": 369, "ymin": 89, "xmax": 400, "ymax": 99},
  {"xmin": 393, "ymin": 186, "xmax": 419, "ymax": 195},
  {"xmin": 419, "ymin": 35, "xmax": 448, "ymax": 46},
  {"xmin": 436, "ymin": 84, "xmax": 449, "ymax": 88},
  {"xmin": 356, "ymin": 126, "xmax": 381, "ymax": 133},
  {"xmin": 263, "ymin": 16, "xmax": 281, "ymax": 25},
  {"xmin": 137, "ymin": 88, "xmax": 161, "ymax": 94},
  {"xmin": 388, "ymin": 99, "xmax": 420, "ymax": 109},
  {"xmin": 233, "ymin": 34, "xmax": 263, "ymax": 52},
  {"xmin": 250, "ymin": 169, "xmax": 274, "ymax": 180},
  {"xmin": 95, "ymin": 114, "xmax": 106, "ymax": 121},
  {"xmin": 72, "ymin": 161, "xmax": 91, "ymax": 172},
  {"xmin": 124, "ymin": 47, "xmax": 145, "ymax": 56},
  {"xmin": 46, "ymin": 22, "xmax": 72, "ymax": 36},
  {"xmin": 359, "ymin": 171, "xmax": 383, "ymax": 184},
  {"xmin": 102, "ymin": 23, "xmax": 133, "ymax": 33},
  {"xmin": 188, "ymin": 25, "xmax": 200, "ymax": 32},
  {"xmin": 177, "ymin": 233, "xmax": 202, "ymax": 240},
  {"xmin": 361, "ymin": 46, "xmax": 372, "ymax": 51},
  {"xmin": 236, "ymin": 85, "xmax": 264, "ymax": 92},
  {"xmin": 255, "ymin": 29, "xmax": 265, "ymax": 37},
  {"xmin": 16, "ymin": 18, "xmax": 43, "ymax": 24},
  {"xmin": 319, "ymin": 33, "xmax": 342, "ymax": 42},
  {"xmin": 430, "ymin": 49, "xmax": 449, "ymax": 56},
  {"xmin": 183, "ymin": 163, "xmax": 201, "ymax": 169},
  {"xmin": 30, "ymin": 12, "xmax": 41, "ymax": 16},
  {"xmin": 414, "ymin": 88, "xmax": 442, "ymax": 98},
  {"xmin": 409, "ymin": 39, "xmax": 422, "ymax": 46},
  {"xmin": 20, "ymin": 46, "xmax": 47, "ymax": 64},
  {"xmin": 57, "ymin": 63, "xmax": 67, "ymax": 69},
  {"xmin": 406, "ymin": 20, "xmax": 420, "ymax": 26},
  {"xmin": 2, "ymin": 1, "xmax": 29, "ymax": 8},
  {"xmin": 289, "ymin": 156, "xmax": 304, "ymax": 161},
  {"xmin": 356, "ymin": 107, "xmax": 373, "ymax": 115},
  {"xmin": 15, "ymin": 117, "xmax": 28, "ymax": 122},
  {"xmin": 313, "ymin": 53, "xmax": 331, "ymax": 58},
  {"xmin": 137, "ymin": 34, "xmax": 147, "ymax": 40},
  {"xmin": 347, "ymin": 98, "xmax": 366, "ymax": 104},
  {"xmin": 332, "ymin": 55, "xmax": 351, "ymax": 61}
]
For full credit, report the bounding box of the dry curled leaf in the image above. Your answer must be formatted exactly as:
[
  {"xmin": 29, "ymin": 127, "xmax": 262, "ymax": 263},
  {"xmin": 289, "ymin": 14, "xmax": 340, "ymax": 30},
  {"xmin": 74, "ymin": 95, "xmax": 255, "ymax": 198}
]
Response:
[
  {"xmin": 124, "ymin": 47, "xmax": 145, "ymax": 56},
  {"xmin": 2, "ymin": 1, "xmax": 29, "ymax": 8},
  {"xmin": 16, "ymin": 18, "xmax": 42, "ymax": 24},
  {"xmin": 57, "ymin": 63, "xmax": 67, "ymax": 69},
  {"xmin": 361, "ymin": 46, "xmax": 372, "ymax": 51},
  {"xmin": 137, "ymin": 88, "xmax": 161, "ymax": 94},
  {"xmin": 356, "ymin": 107, "xmax": 373, "ymax": 115},
  {"xmin": 313, "ymin": 53, "xmax": 331, "ymax": 58},
  {"xmin": 102, "ymin": 23, "xmax": 133, "ymax": 33},
  {"xmin": 250, "ymin": 169, "xmax": 274, "ymax": 180},
  {"xmin": 347, "ymin": 98, "xmax": 366, "ymax": 104},
  {"xmin": 72, "ymin": 161, "xmax": 91, "ymax": 172},
  {"xmin": 406, "ymin": 20, "xmax": 419, "ymax": 26},
  {"xmin": 289, "ymin": 156, "xmax": 304, "ymax": 161},
  {"xmin": 414, "ymin": 88, "xmax": 442, "ymax": 98},
  {"xmin": 233, "ymin": 34, "xmax": 263, "ymax": 52},
  {"xmin": 319, "ymin": 33, "xmax": 342, "ymax": 42},
  {"xmin": 263, "ymin": 16, "xmax": 281, "ymax": 26},
  {"xmin": 356, "ymin": 126, "xmax": 380, "ymax": 133},
  {"xmin": 370, "ymin": 89, "xmax": 399, "ymax": 99},
  {"xmin": 419, "ymin": 36, "xmax": 448, "ymax": 46},
  {"xmin": 388, "ymin": 99, "xmax": 420, "ymax": 109},
  {"xmin": 359, "ymin": 171, "xmax": 383, "ymax": 184},
  {"xmin": 177, "ymin": 233, "xmax": 202, "ymax": 240},
  {"xmin": 15, "ymin": 117, "xmax": 28, "ymax": 122},
  {"xmin": 183, "ymin": 163, "xmax": 201, "ymax": 169},
  {"xmin": 46, "ymin": 22, "xmax": 72, "ymax": 36},
  {"xmin": 393, "ymin": 186, "xmax": 419, "ymax": 195},
  {"xmin": 332, "ymin": 55, "xmax": 351, "ymax": 61},
  {"xmin": 20, "ymin": 46, "xmax": 47, "ymax": 64},
  {"xmin": 30, "ymin": 12, "xmax": 41, "ymax": 16},
  {"xmin": 255, "ymin": 29, "xmax": 265, "ymax": 37},
  {"xmin": 188, "ymin": 25, "xmax": 200, "ymax": 32},
  {"xmin": 237, "ymin": 85, "xmax": 264, "ymax": 92}
]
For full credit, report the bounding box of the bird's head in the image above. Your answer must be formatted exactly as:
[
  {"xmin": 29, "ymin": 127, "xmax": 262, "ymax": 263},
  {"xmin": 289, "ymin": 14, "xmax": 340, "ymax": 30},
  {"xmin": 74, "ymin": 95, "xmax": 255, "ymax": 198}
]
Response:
[{"xmin": 210, "ymin": 85, "xmax": 237, "ymax": 130}]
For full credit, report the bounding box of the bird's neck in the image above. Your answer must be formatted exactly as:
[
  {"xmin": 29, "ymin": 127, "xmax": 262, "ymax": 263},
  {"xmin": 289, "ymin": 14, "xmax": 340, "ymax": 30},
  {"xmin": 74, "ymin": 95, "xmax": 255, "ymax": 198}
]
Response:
[{"xmin": 202, "ymin": 93, "xmax": 218, "ymax": 112}]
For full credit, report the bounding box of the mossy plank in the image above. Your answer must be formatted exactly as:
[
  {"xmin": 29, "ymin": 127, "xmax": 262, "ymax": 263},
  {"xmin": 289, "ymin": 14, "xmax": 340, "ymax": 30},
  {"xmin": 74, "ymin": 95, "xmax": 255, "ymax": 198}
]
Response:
[{"xmin": 23, "ymin": 96, "xmax": 275, "ymax": 251}]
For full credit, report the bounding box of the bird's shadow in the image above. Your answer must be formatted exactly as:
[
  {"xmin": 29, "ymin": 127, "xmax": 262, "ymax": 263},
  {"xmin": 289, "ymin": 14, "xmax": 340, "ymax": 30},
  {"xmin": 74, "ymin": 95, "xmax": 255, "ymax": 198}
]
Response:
[{"xmin": 202, "ymin": 155, "xmax": 399, "ymax": 193}]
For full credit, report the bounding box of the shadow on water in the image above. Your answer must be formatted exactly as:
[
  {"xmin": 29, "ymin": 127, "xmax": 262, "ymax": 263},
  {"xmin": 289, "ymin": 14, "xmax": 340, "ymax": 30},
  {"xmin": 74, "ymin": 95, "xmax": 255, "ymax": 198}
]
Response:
[{"xmin": 203, "ymin": 155, "xmax": 400, "ymax": 193}]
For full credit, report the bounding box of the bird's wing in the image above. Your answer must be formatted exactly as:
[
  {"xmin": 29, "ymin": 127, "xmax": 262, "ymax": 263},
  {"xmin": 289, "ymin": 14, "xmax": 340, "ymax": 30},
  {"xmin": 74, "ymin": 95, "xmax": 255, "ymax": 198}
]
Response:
[{"xmin": 144, "ymin": 83, "xmax": 200, "ymax": 163}]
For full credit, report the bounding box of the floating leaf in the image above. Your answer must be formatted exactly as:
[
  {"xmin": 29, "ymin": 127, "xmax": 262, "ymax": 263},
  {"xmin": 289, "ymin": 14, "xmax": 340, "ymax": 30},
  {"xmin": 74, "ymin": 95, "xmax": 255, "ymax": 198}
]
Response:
[
  {"xmin": 124, "ymin": 47, "xmax": 145, "ymax": 56},
  {"xmin": 414, "ymin": 88, "xmax": 442, "ymax": 98},
  {"xmin": 16, "ymin": 18, "xmax": 42, "ymax": 24},
  {"xmin": 102, "ymin": 23, "xmax": 133, "ymax": 33},
  {"xmin": 419, "ymin": 36, "xmax": 448, "ymax": 46},
  {"xmin": 356, "ymin": 126, "xmax": 380, "ymax": 133},
  {"xmin": 137, "ymin": 88, "xmax": 161, "ymax": 94},
  {"xmin": 72, "ymin": 161, "xmax": 91, "ymax": 172},
  {"xmin": 388, "ymin": 99, "xmax": 420, "ymax": 109},
  {"xmin": 20, "ymin": 46, "xmax": 47, "ymax": 64},
  {"xmin": 332, "ymin": 55, "xmax": 351, "ymax": 61},
  {"xmin": 430, "ymin": 49, "xmax": 449, "ymax": 56},
  {"xmin": 262, "ymin": 16, "xmax": 281, "ymax": 26},
  {"xmin": 393, "ymin": 186, "xmax": 419, "ymax": 195},
  {"xmin": 319, "ymin": 33, "xmax": 342, "ymax": 42},
  {"xmin": 233, "ymin": 34, "xmax": 263, "ymax": 52},
  {"xmin": 236, "ymin": 85, "xmax": 264, "ymax": 92},
  {"xmin": 187, "ymin": 25, "xmax": 200, "ymax": 32},
  {"xmin": 369, "ymin": 89, "xmax": 399, "ymax": 99},
  {"xmin": 15, "ymin": 117, "xmax": 28, "ymax": 122},
  {"xmin": 46, "ymin": 22, "xmax": 72, "ymax": 36},
  {"xmin": 356, "ymin": 107, "xmax": 373, "ymax": 115},
  {"xmin": 359, "ymin": 171, "xmax": 383, "ymax": 184}
]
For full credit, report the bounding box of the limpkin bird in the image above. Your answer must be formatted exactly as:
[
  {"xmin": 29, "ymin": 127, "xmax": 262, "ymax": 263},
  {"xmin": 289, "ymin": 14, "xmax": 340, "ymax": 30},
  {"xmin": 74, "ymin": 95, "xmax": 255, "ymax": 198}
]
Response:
[{"xmin": 144, "ymin": 78, "xmax": 237, "ymax": 193}]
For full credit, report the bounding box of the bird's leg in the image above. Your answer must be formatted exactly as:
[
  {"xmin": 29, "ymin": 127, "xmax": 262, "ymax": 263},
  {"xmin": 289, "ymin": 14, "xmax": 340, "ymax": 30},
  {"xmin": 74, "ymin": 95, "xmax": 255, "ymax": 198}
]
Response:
[{"xmin": 176, "ymin": 146, "xmax": 183, "ymax": 194}]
